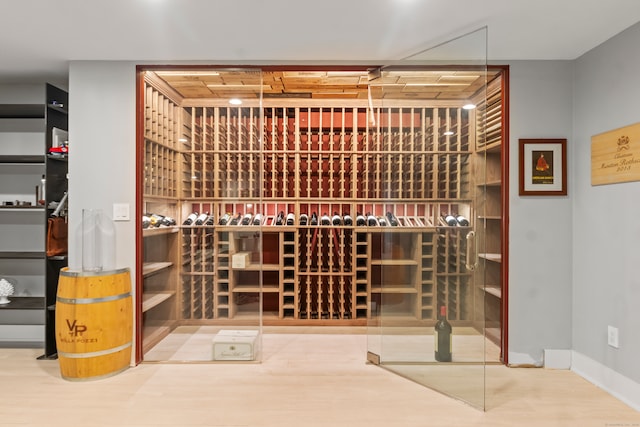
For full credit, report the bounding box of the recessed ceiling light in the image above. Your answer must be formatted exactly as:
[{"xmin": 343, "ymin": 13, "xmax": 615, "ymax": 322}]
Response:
[
  {"xmin": 463, "ymin": 103, "xmax": 476, "ymax": 110},
  {"xmin": 229, "ymin": 98, "xmax": 242, "ymax": 105}
]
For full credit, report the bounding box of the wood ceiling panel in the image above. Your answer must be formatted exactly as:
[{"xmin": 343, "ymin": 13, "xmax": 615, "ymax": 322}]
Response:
[{"xmin": 153, "ymin": 68, "xmax": 498, "ymax": 102}]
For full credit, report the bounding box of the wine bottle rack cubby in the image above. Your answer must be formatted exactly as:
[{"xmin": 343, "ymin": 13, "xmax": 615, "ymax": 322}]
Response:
[{"xmin": 143, "ymin": 75, "xmax": 489, "ymax": 330}]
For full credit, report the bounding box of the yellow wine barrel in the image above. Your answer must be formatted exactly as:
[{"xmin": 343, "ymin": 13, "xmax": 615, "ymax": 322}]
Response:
[{"xmin": 55, "ymin": 267, "xmax": 132, "ymax": 381}]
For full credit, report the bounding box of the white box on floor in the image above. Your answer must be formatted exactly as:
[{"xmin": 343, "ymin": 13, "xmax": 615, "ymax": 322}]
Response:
[
  {"xmin": 212, "ymin": 330, "xmax": 258, "ymax": 361},
  {"xmin": 232, "ymin": 252, "xmax": 251, "ymax": 269}
]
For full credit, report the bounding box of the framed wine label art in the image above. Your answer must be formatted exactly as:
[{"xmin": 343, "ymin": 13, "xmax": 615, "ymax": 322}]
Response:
[{"xmin": 519, "ymin": 138, "xmax": 567, "ymax": 196}]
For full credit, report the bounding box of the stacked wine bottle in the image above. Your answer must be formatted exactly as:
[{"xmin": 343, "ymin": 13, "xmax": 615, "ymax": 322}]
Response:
[{"xmin": 142, "ymin": 213, "xmax": 177, "ymax": 229}]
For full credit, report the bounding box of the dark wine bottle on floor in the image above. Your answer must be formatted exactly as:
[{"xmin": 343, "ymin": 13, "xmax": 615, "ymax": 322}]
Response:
[
  {"xmin": 434, "ymin": 305, "xmax": 452, "ymax": 362},
  {"xmin": 183, "ymin": 212, "xmax": 198, "ymax": 226},
  {"xmin": 299, "ymin": 213, "xmax": 308, "ymax": 225}
]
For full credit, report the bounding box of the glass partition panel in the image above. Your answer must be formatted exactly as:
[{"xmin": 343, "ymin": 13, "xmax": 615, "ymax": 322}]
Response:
[
  {"xmin": 366, "ymin": 27, "xmax": 489, "ymax": 410},
  {"xmin": 141, "ymin": 68, "xmax": 263, "ymax": 362}
]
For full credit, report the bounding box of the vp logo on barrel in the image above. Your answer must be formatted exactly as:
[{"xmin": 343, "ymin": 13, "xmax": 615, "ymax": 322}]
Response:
[{"xmin": 60, "ymin": 319, "xmax": 98, "ymax": 343}]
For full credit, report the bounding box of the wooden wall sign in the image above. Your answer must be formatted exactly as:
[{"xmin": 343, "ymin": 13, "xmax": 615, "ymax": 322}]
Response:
[{"xmin": 591, "ymin": 122, "xmax": 640, "ymax": 186}]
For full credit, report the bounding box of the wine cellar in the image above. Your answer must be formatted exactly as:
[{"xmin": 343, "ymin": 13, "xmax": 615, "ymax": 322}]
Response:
[{"xmin": 140, "ymin": 68, "xmax": 505, "ymax": 356}]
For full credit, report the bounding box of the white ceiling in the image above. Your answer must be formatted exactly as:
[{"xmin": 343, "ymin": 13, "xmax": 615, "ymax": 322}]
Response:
[{"xmin": 1, "ymin": 0, "xmax": 639, "ymax": 83}]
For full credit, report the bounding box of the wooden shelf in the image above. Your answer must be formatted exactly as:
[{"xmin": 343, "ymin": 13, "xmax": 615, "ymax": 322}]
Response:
[
  {"xmin": 370, "ymin": 259, "xmax": 419, "ymax": 266},
  {"xmin": 479, "ymin": 253, "xmax": 502, "ymax": 263},
  {"xmin": 483, "ymin": 286, "xmax": 502, "ymax": 299},
  {"xmin": 142, "ymin": 291, "xmax": 175, "ymax": 312},
  {"xmin": 143, "ymin": 226, "xmax": 180, "ymax": 237},
  {"xmin": 142, "ymin": 261, "xmax": 173, "ymax": 277}
]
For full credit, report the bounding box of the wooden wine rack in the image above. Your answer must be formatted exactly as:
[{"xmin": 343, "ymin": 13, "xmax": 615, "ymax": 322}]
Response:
[{"xmin": 143, "ymin": 77, "xmax": 482, "ymax": 330}]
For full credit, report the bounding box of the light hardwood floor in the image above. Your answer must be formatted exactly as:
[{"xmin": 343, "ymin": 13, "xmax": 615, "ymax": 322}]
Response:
[{"xmin": 1, "ymin": 330, "xmax": 639, "ymax": 427}]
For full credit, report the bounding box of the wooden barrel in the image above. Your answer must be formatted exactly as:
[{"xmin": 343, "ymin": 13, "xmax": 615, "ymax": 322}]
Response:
[{"xmin": 55, "ymin": 267, "xmax": 132, "ymax": 381}]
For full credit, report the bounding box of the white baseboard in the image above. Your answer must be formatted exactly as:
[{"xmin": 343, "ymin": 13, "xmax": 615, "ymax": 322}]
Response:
[
  {"xmin": 544, "ymin": 349, "xmax": 571, "ymax": 369},
  {"xmin": 571, "ymin": 351, "xmax": 640, "ymax": 411}
]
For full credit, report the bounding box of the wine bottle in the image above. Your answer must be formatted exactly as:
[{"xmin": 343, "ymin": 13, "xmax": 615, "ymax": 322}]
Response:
[
  {"xmin": 367, "ymin": 213, "xmax": 378, "ymax": 226},
  {"xmin": 205, "ymin": 215, "xmax": 215, "ymax": 226},
  {"xmin": 444, "ymin": 214, "xmax": 457, "ymax": 226},
  {"xmin": 321, "ymin": 213, "xmax": 331, "ymax": 226},
  {"xmin": 286, "ymin": 212, "xmax": 295, "ymax": 225},
  {"xmin": 229, "ymin": 213, "xmax": 242, "ymax": 225},
  {"xmin": 299, "ymin": 213, "xmax": 309, "ymax": 226},
  {"xmin": 195, "ymin": 212, "xmax": 209, "ymax": 225},
  {"xmin": 378, "ymin": 216, "xmax": 387, "ymax": 227},
  {"xmin": 343, "ymin": 213, "xmax": 353, "ymax": 226},
  {"xmin": 356, "ymin": 212, "xmax": 366, "ymax": 226},
  {"xmin": 183, "ymin": 212, "xmax": 198, "ymax": 226},
  {"xmin": 310, "ymin": 212, "xmax": 318, "ymax": 226},
  {"xmin": 218, "ymin": 213, "xmax": 231, "ymax": 225},
  {"xmin": 332, "ymin": 212, "xmax": 342, "ymax": 226},
  {"xmin": 434, "ymin": 305, "xmax": 452, "ymax": 362},
  {"xmin": 252, "ymin": 213, "xmax": 263, "ymax": 225},
  {"xmin": 386, "ymin": 212, "xmax": 399, "ymax": 227},
  {"xmin": 241, "ymin": 213, "xmax": 253, "ymax": 225},
  {"xmin": 142, "ymin": 215, "xmax": 151, "ymax": 229},
  {"xmin": 162, "ymin": 216, "xmax": 176, "ymax": 227},
  {"xmin": 275, "ymin": 211, "xmax": 285, "ymax": 225},
  {"xmin": 456, "ymin": 215, "xmax": 469, "ymax": 226}
]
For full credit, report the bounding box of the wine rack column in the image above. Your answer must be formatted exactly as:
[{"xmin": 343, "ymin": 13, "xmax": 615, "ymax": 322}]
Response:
[
  {"xmin": 420, "ymin": 230, "xmax": 436, "ymax": 320},
  {"xmin": 435, "ymin": 225, "xmax": 472, "ymax": 322},
  {"xmin": 474, "ymin": 75, "xmax": 504, "ymax": 345},
  {"xmin": 142, "ymin": 80, "xmax": 180, "ymax": 353},
  {"xmin": 354, "ymin": 231, "xmax": 369, "ymax": 319},
  {"xmin": 180, "ymin": 218, "xmax": 216, "ymax": 321},
  {"xmin": 215, "ymin": 229, "xmax": 230, "ymax": 319},
  {"xmin": 282, "ymin": 229, "xmax": 297, "ymax": 319}
]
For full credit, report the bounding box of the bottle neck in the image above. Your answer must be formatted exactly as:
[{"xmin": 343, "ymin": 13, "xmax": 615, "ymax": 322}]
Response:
[{"xmin": 440, "ymin": 306, "xmax": 447, "ymax": 318}]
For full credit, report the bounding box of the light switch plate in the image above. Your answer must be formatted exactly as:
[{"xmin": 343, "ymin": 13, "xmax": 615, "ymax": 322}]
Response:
[{"xmin": 113, "ymin": 203, "xmax": 130, "ymax": 221}]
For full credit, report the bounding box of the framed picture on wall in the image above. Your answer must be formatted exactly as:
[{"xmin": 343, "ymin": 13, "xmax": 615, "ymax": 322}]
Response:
[{"xmin": 519, "ymin": 138, "xmax": 567, "ymax": 196}]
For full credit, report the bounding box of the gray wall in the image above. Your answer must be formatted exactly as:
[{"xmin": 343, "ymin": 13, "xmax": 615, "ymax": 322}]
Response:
[
  {"xmin": 68, "ymin": 61, "xmax": 137, "ymax": 276},
  {"xmin": 572, "ymin": 22, "xmax": 640, "ymax": 384},
  {"xmin": 505, "ymin": 60, "xmax": 574, "ymax": 365}
]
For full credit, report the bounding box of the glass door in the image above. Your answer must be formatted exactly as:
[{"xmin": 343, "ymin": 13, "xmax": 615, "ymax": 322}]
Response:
[
  {"xmin": 366, "ymin": 27, "xmax": 490, "ymax": 409},
  {"xmin": 139, "ymin": 67, "xmax": 264, "ymax": 362}
]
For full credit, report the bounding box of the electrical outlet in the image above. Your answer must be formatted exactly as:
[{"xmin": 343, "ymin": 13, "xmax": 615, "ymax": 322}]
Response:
[{"xmin": 607, "ymin": 326, "xmax": 619, "ymax": 349}]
